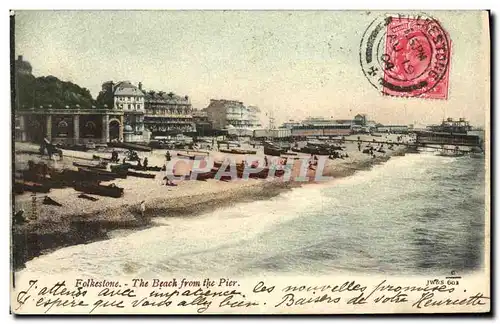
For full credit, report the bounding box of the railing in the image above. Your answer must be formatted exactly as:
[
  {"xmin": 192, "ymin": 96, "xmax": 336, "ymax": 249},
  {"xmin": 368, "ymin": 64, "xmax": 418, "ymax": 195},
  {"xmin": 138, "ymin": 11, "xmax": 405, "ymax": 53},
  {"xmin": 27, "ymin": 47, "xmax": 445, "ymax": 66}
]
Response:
[
  {"xmin": 145, "ymin": 114, "xmax": 193, "ymax": 118},
  {"xmin": 16, "ymin": 108, "xmax": 122, "ymax": 115},
  {"xmin": 144, "ymin": 119, "xmax": 194, "ymax": 124}
]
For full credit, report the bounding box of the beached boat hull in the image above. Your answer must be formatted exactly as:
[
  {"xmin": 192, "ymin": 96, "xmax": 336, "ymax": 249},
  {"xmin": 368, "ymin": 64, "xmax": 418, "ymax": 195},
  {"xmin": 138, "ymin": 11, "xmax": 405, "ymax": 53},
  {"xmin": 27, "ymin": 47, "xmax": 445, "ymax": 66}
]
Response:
[
  {"xmin": 127, "ymin": 171, "xmax": 156, "ymax": 179},
  {"xmin": 14, "ymin": 180, "xmax": 50, "ymax": 193},
  {"xmin": 74, "ymin": 182, "xmax": 124, "ymax": 198},
  {"xmin": 264, "ymin": 146, "xmax": 286, "ymax": 156},
  {"xmin": 72, "ymin": 162, "xmax": 108, "ymax": 170},
  {"xmin": 78, "ymin": 167, "xmax": 127, "ymax": 181},
  {"xmin": 128, "ymin": 165, "xmax": 162, "ymax": 172}
]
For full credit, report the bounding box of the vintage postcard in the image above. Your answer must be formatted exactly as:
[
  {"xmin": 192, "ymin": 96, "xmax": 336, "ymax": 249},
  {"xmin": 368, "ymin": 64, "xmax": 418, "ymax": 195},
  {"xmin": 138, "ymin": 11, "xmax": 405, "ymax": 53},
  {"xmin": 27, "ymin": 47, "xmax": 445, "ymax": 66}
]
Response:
[{"xmin": 10, "ymin": 10, "xmax": 490, "ymax": 314}]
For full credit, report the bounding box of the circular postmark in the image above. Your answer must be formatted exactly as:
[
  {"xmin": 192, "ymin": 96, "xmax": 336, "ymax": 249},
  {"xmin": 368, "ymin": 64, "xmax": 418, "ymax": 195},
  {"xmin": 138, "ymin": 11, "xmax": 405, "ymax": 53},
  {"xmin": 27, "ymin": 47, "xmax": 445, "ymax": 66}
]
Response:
[{"xmin": 359, "ymin": 13, "xmax": 451, "ymax": 98}]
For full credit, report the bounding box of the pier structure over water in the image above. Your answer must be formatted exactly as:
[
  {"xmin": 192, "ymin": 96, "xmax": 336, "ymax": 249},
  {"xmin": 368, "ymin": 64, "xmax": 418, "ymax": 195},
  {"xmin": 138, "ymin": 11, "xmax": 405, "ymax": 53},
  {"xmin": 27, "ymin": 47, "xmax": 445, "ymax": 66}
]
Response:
[{"xmin": 414, "ymin": 131, "xmax": 483, "ymax": 147}]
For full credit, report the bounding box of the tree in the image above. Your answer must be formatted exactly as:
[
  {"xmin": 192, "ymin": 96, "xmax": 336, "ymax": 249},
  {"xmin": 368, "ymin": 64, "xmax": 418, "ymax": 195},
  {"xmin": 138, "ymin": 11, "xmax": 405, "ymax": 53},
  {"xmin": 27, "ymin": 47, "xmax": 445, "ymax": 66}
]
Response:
[
  {"xmin": 15, "ymin": 72, "xmax": 95, "ymax": 109},
  {"xmin": 95, "ymin": 88, "xmax": 114, "ymax": 109}
]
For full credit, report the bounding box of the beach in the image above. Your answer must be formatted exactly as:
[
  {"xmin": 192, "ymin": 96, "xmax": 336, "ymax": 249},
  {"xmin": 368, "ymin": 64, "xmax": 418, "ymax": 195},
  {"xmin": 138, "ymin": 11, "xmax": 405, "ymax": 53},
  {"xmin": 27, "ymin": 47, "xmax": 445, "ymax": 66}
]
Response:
[{"xmin": 12, "ymin": 134, "xmax": 408, "ymax": 270}]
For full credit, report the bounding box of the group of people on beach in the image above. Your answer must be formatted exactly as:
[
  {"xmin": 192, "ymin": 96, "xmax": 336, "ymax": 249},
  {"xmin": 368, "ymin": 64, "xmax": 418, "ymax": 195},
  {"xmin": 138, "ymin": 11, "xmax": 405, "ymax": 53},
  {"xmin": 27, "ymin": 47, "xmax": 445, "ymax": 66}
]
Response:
[
  {"xmin": 329, "ymin": 151, "xmax": 349, "ymax": 160},
  {"xmin": 362, "ymin": 143, "xmax": 386, "ymax": 158}
]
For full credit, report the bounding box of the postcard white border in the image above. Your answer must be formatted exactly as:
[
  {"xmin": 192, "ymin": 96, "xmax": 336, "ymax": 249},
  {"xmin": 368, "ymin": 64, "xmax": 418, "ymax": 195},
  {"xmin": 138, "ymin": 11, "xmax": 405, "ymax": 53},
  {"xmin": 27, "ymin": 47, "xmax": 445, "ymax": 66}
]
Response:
[{"xmin": 2, "ymin": 0, "xmax": 496, "ymax": 322}]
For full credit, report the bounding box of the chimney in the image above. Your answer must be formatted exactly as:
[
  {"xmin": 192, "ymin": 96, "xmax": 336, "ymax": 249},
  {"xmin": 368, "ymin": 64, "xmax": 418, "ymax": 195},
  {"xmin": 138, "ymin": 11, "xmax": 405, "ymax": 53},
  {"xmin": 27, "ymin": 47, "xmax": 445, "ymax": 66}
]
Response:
[
  {"xmin": 138, "ymin": 82, "xmax": 143, "ymax": 90},
  {"xmin": 18, "ymin": 55, "xmax": 23, "ymax": 61}
]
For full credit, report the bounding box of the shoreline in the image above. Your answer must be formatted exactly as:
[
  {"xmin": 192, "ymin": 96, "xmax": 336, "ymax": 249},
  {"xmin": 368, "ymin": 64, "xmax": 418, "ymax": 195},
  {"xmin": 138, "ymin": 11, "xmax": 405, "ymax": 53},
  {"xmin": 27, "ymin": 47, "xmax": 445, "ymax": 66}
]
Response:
[{"xmin": 12, "ymin": 138, "xmax": 408, "ymax": 271}]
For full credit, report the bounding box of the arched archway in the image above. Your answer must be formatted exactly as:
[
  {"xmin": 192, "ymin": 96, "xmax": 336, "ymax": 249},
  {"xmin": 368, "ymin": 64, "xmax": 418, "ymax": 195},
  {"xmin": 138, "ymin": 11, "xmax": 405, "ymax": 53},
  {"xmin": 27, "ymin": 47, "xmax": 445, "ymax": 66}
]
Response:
[{"xmin": 109, "ymin": 119, "xmax": 120, "ymax": 141}]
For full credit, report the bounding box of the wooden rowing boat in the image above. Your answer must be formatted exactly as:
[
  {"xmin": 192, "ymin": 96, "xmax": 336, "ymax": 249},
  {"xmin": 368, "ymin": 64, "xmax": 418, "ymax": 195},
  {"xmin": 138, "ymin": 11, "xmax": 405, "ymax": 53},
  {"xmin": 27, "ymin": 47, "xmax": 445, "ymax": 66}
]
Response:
[
  {"xmin": 110, "ymin": 164, "xmax": 131, "ymax": 174},
  {"xmin": 264, "ymin": 145, "xmax": 286, "ymax": 157},
  {"xmin": 74, "ymin": 182, "xmax": 124, "ymax": 198},
  {"xmin": 73, "ymin": 161, "xmax": 108, "ymax": 169},
  {"xmin": 78, "ymin": 193, "xmax": 99, "ymax": 201},
  {"xmin": 14, "ymin": 180, "xmax": 50, "ymax": 193},
  {"xmin": 197, "ymin": 172, "xmax": 217, "ymax": 181},
  {"xmin": 128, "ymin": 164, "xmax": 162, "ymax": 172},
  {"xmin": 231, "ymin": 148, "xmax": 257, "ymax": 155},
  {"xmin": 77, "ymin": 167, "xmax": 127, "ymax": 180},
  {"xmin": 127, "ymin": 171, "xmax": 156, "ymax": 179}
]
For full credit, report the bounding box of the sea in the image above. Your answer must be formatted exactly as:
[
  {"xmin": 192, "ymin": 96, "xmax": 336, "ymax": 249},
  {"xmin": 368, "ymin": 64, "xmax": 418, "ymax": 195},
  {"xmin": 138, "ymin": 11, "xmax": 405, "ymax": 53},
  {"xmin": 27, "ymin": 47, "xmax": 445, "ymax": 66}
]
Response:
[{"xmin": 18, "ymin": 152, "xmax": 486, "ymax": 278}]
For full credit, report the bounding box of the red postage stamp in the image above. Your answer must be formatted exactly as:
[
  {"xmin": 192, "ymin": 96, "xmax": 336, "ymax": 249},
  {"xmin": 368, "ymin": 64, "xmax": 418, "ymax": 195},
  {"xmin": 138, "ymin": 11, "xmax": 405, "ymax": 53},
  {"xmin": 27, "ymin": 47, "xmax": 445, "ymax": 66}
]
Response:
[
  {"xmin": 360, "ymin": 14, "xmax": 451, "ymax": 99},
  {"xmin": 383, "ymin": 17, "xmax": 451, "ymax": 99}
]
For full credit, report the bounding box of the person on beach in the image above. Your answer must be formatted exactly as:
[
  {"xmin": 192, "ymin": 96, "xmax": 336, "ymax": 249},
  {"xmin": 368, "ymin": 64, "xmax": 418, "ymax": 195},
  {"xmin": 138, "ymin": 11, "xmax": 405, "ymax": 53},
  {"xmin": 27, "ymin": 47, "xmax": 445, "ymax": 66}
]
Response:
[
  {"xmin": 165, "ymin": 151, "xmax": 171, "ymax": 162},
  {"xmin": 143, "ymin": 157, "xmax": 148, "ymax": 169},
  {"xmin": 122, "ymin": 157, "xmax": 127, "ymax": 164},
  {"xmin": 111, "ymin": 150, "xmax": 118, "ymax": 162},
  {"xmin": 140, "ymin": 200, "xmax": 146, "ymax": 219},
  {"xmin": 264, "ymin": 156, "xmax": 268, "ymax": 167},
  {"xmin": 163, "ymin": 176, "xmax": 172, "ymax": 186}
]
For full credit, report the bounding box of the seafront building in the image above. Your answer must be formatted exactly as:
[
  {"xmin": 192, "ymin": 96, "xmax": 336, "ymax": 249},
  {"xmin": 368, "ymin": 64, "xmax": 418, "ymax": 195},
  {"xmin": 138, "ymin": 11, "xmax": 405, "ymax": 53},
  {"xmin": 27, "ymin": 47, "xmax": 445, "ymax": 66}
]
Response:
[
  {"xmin": 13, "ymin": 55, "xmax": 412, "ymax": 144},
  {"xmin": 99, "ymin": 80, "xmax": 147, "ymax": 142},
  {"xmin": 15, "ymin": 106, "xmax": 133, "ymax": 145},
  {"xmin": 15, "ymin": 56, "xmax": 147, "ymax": 144},
  {"xmin": 16, "ymin": 78, "xmax": 148, "ymax": 144},
  {"xmin": 143, "ymin": 89, "xmax": 195, "ymax": 137},
  {"xmin": 205, "ymin": 99, "xmax": 262, "ymax": 136},
  {"xmin": 192, "ymin": 108, "xmax": 215, "ymax": 136},
  {"xmin": 271, "ymin": 114, "xmax": 411, "ymax": 138}
]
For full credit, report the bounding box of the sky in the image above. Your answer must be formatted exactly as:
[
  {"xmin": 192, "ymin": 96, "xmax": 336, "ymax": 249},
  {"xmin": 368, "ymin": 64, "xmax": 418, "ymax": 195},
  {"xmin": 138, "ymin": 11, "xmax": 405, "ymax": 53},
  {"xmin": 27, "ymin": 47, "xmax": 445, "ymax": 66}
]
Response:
[{"xmin": 14, "ymin": 10, "xmax": 489, "ymax": 127}]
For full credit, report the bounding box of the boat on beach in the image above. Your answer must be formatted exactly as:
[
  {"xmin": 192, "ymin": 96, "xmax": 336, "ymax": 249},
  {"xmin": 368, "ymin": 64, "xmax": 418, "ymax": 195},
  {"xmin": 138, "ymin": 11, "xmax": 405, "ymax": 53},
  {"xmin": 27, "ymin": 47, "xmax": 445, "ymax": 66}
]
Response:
[
  {"xmin": 128, "ymin": 164, "xmax": 163, "ymax": 172},
  {"xmin": 72, "ymin": 161, "xmax": 108, "ymax": 169},
  {"xmin": 74, "ymin": 182, "xmax": 124, "ymax": 198},
  {"xmin": 219, "ymin": 148, "xmax": 257, "ymax": 155},
  {"xmin": 127, "ymin": 170, "xmax": 156, "ymax": 179},
  {"xmin": 77, "ymin": 167, "xmax": 127, "ymax": 180},
  {"xmin": 263, "ymin": 143, "xmax": 287, "ymax": 156},
  {"xmin": 14, "ymin": 180, "xmax": 51, "ymax": 194}
]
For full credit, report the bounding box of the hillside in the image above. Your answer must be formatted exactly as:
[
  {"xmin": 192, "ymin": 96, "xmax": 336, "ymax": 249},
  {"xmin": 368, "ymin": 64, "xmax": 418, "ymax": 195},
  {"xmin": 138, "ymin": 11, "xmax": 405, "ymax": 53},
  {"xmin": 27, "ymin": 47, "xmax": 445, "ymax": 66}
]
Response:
[{"xmin": 14, "ymin": 72, "xmax": 95, "ymax": 110}]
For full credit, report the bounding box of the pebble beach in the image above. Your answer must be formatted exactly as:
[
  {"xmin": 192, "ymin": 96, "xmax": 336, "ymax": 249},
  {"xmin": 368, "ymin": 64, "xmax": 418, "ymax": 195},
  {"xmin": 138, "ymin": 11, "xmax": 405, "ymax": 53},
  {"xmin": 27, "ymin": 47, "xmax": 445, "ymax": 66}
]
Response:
[{"xmin": 12, "ymin": 134, "xmax": 408, "ymax": 270}]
